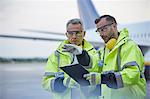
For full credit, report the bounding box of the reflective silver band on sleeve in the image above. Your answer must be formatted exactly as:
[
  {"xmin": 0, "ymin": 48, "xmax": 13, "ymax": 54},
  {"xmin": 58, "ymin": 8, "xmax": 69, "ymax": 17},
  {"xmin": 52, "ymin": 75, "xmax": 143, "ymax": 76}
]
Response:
[
  {"xmin": 114, "ymin": 72, "xmax": 124, "ymax": 88},
  {"xmin": 55, "ymin": 50, "xmax": 61, "ymax": 71},
  {"xmin": 66, "ymin": 77, "xmax": 71, "ymax": 87},
  {"xmin": 122, "ymin": 61, "xmax": 139, "ymax": 70},
  {"xmin": 44, "ymin": 72, "xmax": 56, "ymax": 77},
  {"xmin": 91, "ymin": 73, "xmax": 96, "ymax": 85},
  {"xmin": 51, "ymin": 79, "xmax": 55, "ymax": 92},
  {"xmin": 122, "ymin": 61, "xmax": 144, "ymax": 78}
]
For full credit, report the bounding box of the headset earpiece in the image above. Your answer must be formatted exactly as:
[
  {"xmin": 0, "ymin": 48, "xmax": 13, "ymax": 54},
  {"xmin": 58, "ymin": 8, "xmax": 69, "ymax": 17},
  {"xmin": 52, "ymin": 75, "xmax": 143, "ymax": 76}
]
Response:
[{"xmin": 106, "ymin": 38, "xmax": 117, "ymax": 50}]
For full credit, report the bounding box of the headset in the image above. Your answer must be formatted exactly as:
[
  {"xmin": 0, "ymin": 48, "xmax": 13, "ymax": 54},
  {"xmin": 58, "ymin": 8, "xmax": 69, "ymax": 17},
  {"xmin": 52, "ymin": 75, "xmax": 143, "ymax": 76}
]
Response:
[{"xmin": 106, "ymin": 38, "xmax": 117, "ymax": 50}]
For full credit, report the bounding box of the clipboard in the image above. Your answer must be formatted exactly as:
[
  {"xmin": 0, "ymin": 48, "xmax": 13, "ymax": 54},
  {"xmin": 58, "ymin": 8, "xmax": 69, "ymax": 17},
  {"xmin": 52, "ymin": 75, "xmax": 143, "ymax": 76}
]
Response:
[{"xmin": 60, "ymin": 64, "xmax": 90, "ymax": 86}]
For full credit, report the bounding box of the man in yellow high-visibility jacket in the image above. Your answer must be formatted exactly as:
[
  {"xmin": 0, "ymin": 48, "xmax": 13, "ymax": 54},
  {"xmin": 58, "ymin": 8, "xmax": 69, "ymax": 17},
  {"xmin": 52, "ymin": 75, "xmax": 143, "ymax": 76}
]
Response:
[
  {"xmin": 84, "ymin": 15, "xmax": 146, "ymax": 99},
  {"xmin": 42, "ymin": 18, "xmax": 100, "ymax": 99}
]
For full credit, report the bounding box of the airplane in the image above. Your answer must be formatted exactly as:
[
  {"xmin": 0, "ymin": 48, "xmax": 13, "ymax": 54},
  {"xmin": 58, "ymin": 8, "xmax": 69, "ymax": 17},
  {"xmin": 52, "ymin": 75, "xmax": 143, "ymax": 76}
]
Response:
[{"xmin": 0, "ymin": 0, "xmax": 150, "ymax": 67}]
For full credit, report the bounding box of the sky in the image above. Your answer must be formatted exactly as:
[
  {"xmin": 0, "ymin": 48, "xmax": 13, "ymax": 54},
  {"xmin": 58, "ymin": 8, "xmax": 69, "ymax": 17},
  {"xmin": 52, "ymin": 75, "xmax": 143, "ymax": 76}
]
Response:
[
  {"xmin": 1, "ymin": 0, "xmax": 150, "ymax": 33},
  {"xmin": 0, "ymin": 0, "xmax": 150, "ymax": 58},
  {"xmin": 0, "ymin": 0, "xmax": 79, "ymax": 34}
]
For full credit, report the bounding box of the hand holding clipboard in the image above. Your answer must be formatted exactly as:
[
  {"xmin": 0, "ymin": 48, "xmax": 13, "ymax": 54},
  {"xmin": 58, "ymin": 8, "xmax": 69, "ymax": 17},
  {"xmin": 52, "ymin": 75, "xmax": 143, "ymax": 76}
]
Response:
[{"xmin": 60, "ymin": 64, "xmax": 90, "ymax": 86}]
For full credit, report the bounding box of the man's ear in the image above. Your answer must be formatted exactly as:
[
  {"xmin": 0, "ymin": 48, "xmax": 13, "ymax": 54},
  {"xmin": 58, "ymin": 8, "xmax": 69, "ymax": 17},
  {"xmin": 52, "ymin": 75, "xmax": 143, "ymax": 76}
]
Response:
[{"xmin": 65, "ymin": 32, "xmax": 69, "ymax": 38}]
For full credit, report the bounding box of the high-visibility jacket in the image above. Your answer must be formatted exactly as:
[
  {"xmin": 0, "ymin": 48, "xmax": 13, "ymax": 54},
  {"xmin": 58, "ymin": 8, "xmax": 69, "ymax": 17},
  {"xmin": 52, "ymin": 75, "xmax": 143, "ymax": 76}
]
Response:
[
  {"xmin": 98, "ymin": 28, "xmax": 146, "ymax": 99},
  {"xmin": 42, "ymin": 39, "xmax": 100, "ymax": 99}
]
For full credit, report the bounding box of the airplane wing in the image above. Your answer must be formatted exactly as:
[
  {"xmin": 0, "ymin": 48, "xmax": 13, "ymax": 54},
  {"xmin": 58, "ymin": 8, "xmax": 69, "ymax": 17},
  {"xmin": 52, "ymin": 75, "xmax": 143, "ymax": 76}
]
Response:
[
  {"xmin": 20, "ymin": 29, "xmax": 64, "ymax": 36},
  {"xmin": 0, "ymin": 34, "xmax": 64, "ymax": 42},
  {"xmin": 0, "ymin": 28, "xmax": 66, "ymax": 42}
]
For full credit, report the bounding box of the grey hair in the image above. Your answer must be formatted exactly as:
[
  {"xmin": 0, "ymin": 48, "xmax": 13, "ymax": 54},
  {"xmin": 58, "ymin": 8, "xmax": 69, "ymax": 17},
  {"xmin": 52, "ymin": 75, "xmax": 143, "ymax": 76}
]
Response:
[{"xmin": 66, "ymin": 18, "xmax": 83, "ymax": 28}]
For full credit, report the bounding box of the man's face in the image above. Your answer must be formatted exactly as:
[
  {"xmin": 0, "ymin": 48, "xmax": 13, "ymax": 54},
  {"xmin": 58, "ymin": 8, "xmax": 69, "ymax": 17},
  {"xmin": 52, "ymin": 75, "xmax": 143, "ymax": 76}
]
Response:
[
  {"xmin": 66, "ymin": 23, "xmax": 85, "ymax": 45},
  {"xmin": 96, "ymin": 18, "xmax": 117, "ymax": 43}
]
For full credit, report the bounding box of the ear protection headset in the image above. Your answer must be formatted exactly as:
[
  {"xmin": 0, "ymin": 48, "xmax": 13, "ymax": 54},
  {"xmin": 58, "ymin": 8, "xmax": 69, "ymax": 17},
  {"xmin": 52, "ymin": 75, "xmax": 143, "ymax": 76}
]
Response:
[{"xmin": 105, "ymin": 38, "xmax": 117, "ymax": 50}]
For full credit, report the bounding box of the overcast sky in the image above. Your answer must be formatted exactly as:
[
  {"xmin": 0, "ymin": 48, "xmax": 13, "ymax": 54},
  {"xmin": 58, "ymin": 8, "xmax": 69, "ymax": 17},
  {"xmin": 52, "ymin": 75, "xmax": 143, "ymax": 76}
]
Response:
[
  {"xmin": 0, "ymin": 0, "xmax": 150, "ymax": 58},
  {"xmin": 0, "ymin": 0, "xmax": 150, "ymax": 34}
]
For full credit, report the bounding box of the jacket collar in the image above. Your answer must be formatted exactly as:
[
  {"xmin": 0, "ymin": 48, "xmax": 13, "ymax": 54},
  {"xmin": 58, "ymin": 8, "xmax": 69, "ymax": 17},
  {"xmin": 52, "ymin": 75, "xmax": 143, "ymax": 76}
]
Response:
[{"xmin": 110, "ymin": 28, "xmax": 129, "ymax": 52}]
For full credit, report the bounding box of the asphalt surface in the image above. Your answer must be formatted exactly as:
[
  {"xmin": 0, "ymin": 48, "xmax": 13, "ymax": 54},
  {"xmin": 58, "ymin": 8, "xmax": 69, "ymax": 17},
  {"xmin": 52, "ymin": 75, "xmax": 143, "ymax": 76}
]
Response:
[
  {"xmin": 0, "ymin": 62, "xmax": 52, "ymax": 99},
  {"xmin": 0, "ymin": 62, "xmax": 149, "ymax": 99}
]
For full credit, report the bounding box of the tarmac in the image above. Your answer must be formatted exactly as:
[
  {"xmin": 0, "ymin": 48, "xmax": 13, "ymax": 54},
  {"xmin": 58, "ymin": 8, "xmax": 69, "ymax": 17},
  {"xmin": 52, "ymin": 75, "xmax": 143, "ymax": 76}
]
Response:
[{"xmin": 0, "ymin": 62, "xmax": 149, "ymax": 99}]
